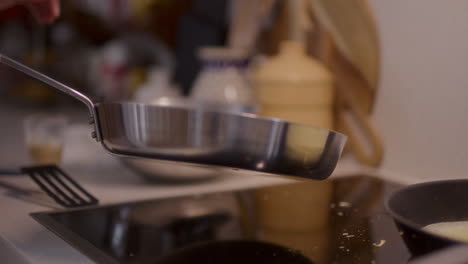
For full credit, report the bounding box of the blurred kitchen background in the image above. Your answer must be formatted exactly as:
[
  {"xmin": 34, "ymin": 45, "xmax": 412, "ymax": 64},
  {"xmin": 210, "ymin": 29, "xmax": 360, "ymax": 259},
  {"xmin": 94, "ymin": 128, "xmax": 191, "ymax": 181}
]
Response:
[
  {"xmin": 2, "ymin": 0, "xmax": 468, "ymax": 184},
  {"xmin": 2, "ymin": 1, "xmax": 468, "ymax": 263}
]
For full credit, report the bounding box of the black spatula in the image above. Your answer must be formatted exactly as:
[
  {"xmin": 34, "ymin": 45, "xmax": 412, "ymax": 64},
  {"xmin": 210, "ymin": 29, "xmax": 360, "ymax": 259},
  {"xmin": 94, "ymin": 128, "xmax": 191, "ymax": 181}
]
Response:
[{"xmin": 0, "ymin": 165, "xmax": 98, "ymax": 208}]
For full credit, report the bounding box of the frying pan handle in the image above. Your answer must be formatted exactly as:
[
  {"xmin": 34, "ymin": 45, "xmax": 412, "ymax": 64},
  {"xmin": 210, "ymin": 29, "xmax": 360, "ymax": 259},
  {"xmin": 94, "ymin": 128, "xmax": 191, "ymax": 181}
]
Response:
[
  {"xmin": 0, "ymin": 54, "xmax": 95, "ymax": 112},
  {"xmin": 410, "ymin": 245, "xmax": 468, "ymax": 264},
  {"xmin": 0, "ymin": 54, "xmax": 102, "ymax": 141}
]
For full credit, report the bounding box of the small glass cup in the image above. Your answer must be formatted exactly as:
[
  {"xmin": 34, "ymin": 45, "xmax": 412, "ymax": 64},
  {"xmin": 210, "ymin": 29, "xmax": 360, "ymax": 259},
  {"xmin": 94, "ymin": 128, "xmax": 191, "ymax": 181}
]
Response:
[{"xmin": 23, "ymin": 114, "xmax": 67, "ymax": 165}]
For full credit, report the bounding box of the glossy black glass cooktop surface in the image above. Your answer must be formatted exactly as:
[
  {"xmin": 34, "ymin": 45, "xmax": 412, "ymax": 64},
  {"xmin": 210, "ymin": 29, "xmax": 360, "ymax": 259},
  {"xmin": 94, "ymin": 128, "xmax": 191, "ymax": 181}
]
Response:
[{"xmin": 32, "ymin": 175, "xmax": 412, "ymax": 264}]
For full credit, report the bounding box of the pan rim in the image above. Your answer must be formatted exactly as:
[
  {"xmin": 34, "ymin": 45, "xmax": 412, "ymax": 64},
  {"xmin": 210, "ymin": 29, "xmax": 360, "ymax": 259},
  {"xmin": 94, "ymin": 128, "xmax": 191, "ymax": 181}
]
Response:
[{"xmin": 95, "ymin": 102, "xmax": 346, "ymax": 135}]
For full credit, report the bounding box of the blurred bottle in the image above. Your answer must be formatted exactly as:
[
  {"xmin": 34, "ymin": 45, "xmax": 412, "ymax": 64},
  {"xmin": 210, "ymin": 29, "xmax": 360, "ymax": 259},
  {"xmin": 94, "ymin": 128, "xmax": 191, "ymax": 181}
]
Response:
[
  {"xmin": 133, "ymin": 66, "xmax": 181, "ymax": 103},
  {"xmin": 252, "ymin": 40, "xmax": 334, "ymax": 262},
  {"xmin": 251, "ymin": 0, "xmax": 335, "ymax": 262},
  {"xmin": 93, "ymin": 40, "xmax": 129, "ymax": 101},
  {"xmin": 253, "ymin": 40, "xmax": 334, "ymax": 126},
  {"xmin": 190, "ymin": 46, "xmax": 255, "ymax": 108}
]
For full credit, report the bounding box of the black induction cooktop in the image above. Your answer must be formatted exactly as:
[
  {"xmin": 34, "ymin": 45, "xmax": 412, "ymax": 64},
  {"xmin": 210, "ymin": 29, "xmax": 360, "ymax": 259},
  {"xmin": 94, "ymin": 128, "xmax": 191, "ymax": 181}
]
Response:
[{"xmin": 32, "ymin": 175, "xmax": 412, "ymax": 264}]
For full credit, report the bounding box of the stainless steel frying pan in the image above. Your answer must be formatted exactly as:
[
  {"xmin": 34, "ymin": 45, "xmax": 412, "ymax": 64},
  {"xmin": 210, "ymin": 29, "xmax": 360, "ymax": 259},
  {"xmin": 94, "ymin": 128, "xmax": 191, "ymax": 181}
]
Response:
[{"xmin": 0, "ymin": 54, "xmax": 346, "ymax": 180}]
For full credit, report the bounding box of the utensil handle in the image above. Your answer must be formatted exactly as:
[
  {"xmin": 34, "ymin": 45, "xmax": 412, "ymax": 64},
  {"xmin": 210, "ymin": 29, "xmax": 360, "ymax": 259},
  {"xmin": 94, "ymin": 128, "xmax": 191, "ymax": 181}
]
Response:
[
  {"xmin": 339, "ymin": 107, "xmax": 383, "ymax": 167},
  {"xmin": 0, "ymin": 54, "xmax": 102, "ymax": 141},
  {"xmin": 0, "ymin": 169, "xmax": 22, "ymax": 175},
  {"xmin": 338, "ymin": 86, "xmax": 383, "ymax": 167},
  {"xmin": 0, "ymin": 54, "xmax": 95, "ymax": 114}
]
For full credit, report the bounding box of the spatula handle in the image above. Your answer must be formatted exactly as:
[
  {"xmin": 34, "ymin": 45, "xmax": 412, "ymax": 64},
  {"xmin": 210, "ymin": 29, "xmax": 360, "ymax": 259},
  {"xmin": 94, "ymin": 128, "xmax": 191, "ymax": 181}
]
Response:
[
  {"xmin": 0, "ymin": 169, "xmax": 22, "ymax": 175},
  {"xmin": 0, "ymin": 54, "xmax": 95, "ymax": 112}
]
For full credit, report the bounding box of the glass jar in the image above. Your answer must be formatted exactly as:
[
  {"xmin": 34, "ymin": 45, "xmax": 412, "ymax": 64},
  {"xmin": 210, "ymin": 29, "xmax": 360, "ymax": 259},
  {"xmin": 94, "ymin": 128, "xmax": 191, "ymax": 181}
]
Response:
[{"xmin": 191, "ymin": 47, "xmax": 255, "ymax": 107}]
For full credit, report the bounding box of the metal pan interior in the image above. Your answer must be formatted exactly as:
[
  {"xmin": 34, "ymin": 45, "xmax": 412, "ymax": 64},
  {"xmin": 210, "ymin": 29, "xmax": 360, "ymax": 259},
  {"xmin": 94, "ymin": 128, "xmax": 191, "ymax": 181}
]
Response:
[{"xmin": 95, "ymin": 103, "xmax": 346, "ymax": 180}]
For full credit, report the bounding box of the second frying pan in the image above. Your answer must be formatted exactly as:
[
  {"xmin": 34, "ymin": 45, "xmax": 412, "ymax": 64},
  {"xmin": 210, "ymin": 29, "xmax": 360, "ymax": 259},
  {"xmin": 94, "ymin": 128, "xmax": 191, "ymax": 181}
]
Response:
[
  {"xmin": 0, "ymin": 54, "xmax": 346, "ymax": 180},
  {"xmin": 386, "ymin": 179, "xmax": 468, "ymax": 256}
]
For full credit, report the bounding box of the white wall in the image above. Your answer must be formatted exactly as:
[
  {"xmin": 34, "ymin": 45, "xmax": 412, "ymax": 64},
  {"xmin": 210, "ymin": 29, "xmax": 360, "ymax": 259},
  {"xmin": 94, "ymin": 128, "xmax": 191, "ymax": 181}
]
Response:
[{"xmin": 370, "ymin": 0, "xmax": 468, "ymax": 180}]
